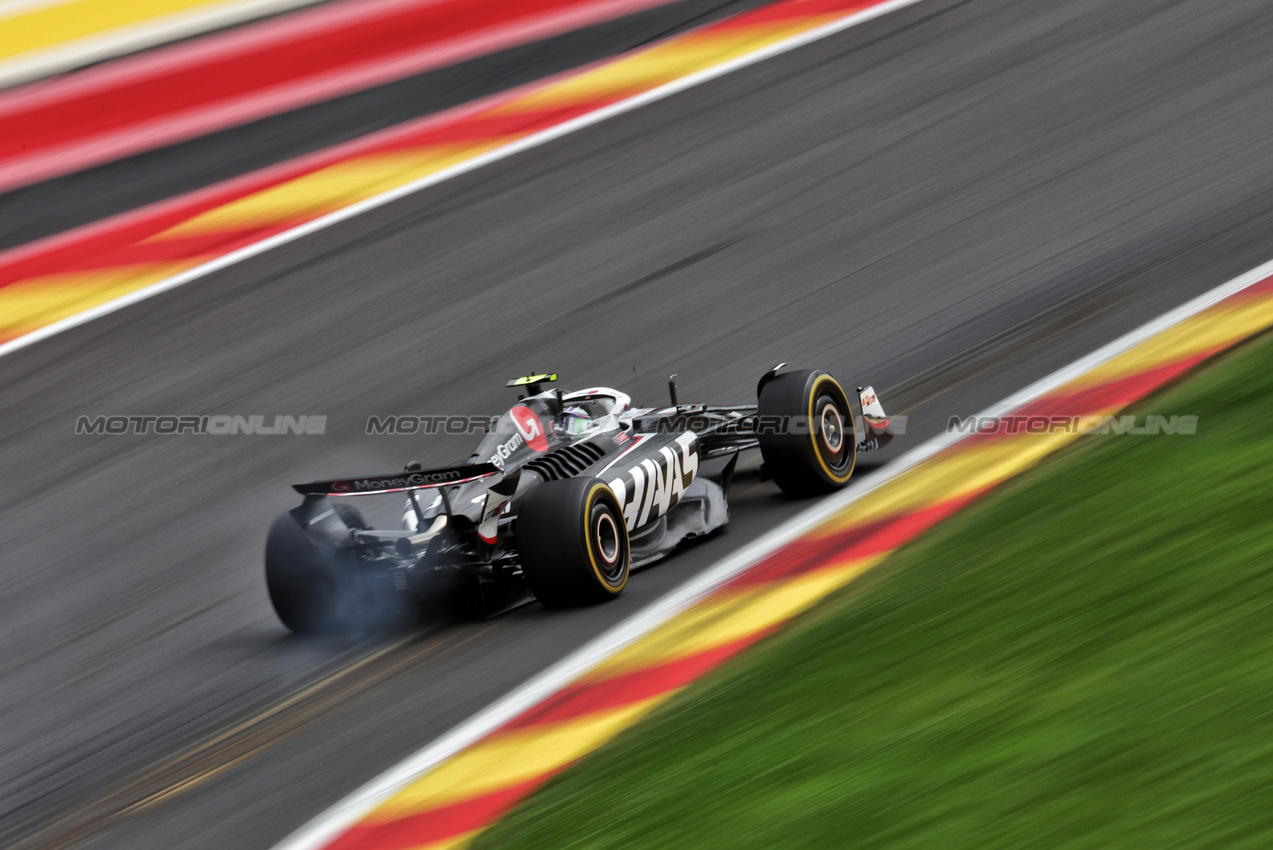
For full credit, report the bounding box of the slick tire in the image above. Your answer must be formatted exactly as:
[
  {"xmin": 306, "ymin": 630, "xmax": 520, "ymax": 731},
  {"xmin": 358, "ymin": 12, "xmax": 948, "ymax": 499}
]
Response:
[
  {"xmin": 266, "ymin": 503, "xmax": 414, "ymax": 634},
  {"xmin": 757, "ymin": 369, "xmax": 857, "ymax": 497},
  {"xmin": 264, "ymin": 510, "xmax": 350, "ymax": 634},
  {"xmin": 518, "ymin": 478, "xmax": 631, "ymax": 607}
]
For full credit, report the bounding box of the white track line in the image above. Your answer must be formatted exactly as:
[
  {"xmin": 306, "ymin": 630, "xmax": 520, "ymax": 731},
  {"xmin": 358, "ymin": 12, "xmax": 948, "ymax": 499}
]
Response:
[
  {"xmin": 0, "ymin": 0, "xmax": 925, "ymax": 362},
  {"xmin": 272, "ymin": 255, "xmax": 1273, "ymax": 850},
  {"xmin": 0, "ymin": 0, "xmax": 330, "ymax": 90},
  {"xmin": 0, "ymin": 0, "xmax": 67, "ymax": 18},
  {"xmin": 0, "ymin": 0, "xmax": 333, "ymax": 89}
]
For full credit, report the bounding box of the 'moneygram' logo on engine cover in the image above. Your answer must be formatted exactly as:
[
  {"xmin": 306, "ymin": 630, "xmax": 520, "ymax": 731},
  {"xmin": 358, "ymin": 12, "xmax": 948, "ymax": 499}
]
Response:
[{"xmin": 607, "ymin": 432, "xmax": 699, "ymax": 530}]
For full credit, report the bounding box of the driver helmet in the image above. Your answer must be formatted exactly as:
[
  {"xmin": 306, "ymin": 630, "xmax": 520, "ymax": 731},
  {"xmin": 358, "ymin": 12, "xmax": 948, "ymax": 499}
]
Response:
[{"xmin": 557, "ymin": 405, "xmax": 593, "ymax": 437}]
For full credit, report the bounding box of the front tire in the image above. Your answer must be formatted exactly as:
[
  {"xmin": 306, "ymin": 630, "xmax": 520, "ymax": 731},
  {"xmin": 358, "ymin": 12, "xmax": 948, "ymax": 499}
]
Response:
[
  {"xmin": 757, "ymin": 369, "xmax": 857, "ymax": 496},
  {"xmin": 517, "ymin": 478, "xmax": 631, "ymax": 607}
]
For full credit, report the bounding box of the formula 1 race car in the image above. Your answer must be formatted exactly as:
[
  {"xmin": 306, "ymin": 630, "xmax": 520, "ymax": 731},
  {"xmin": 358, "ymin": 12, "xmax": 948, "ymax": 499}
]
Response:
[{"xmin": 265, "ymin": 366, "xmax": 895, "ymax": 633}]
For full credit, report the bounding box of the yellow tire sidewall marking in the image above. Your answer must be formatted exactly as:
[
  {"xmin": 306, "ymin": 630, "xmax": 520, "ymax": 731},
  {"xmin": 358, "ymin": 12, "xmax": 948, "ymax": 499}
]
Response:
[{"xmin": 808, "ymin": 374, "xmax": 856, "ymax": 484}]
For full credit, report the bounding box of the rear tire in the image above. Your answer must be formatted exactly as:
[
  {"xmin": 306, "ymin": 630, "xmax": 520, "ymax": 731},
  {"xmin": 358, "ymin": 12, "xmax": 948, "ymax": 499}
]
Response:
[
  {"xmin": 758, "ymin": 369, "xmax": 857, "ymax": 496},
  {"xmin": 264, "ymin": 501, "xmax": 413, "ymax": 634},
  {"xmin": 518, "ymin": 478, "xmax": 631, "ymax": 607},
  {"xmin": 264, "ymin": 510, "xmax": 349, "ymax": 634}
]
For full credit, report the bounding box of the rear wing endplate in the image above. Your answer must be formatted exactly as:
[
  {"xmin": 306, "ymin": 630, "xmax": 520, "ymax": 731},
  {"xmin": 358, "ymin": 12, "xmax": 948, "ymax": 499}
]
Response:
[{"xmin": 292, "ymin": 463, "xmax": 501, "ymax": 496}]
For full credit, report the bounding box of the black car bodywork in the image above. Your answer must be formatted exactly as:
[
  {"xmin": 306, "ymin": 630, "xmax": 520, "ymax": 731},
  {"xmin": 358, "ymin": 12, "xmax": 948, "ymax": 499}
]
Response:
[{"xmin": 266, "ymin": 367, "xmax": 894, "ymax": 632}]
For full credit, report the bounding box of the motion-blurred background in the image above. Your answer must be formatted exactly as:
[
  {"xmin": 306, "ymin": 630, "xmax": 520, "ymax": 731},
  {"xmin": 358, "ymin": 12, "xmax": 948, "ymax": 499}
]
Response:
[{"xmin": 2, "ymin": 0, "xmax": 1272, "ymax": 847}]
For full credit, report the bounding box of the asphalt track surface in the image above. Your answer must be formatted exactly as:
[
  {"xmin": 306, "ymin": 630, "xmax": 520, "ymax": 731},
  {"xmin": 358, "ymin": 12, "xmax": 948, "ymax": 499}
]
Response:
[{"xmin": 4, "ymin": 0, "xmax": 1273, "ymax": 846}]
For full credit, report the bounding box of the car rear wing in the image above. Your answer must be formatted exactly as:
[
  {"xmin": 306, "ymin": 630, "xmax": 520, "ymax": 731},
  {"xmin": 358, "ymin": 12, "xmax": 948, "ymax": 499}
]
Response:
[{"xmin": 292, "ymin": 463, "xmax": 501, "ymax": 496}]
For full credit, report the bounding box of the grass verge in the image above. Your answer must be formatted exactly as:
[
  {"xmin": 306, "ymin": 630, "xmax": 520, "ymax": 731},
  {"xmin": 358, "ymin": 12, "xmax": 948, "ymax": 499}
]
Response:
[{"xmin": 476, "ymin": 331, "xmax": 1273, "ymax": 849}]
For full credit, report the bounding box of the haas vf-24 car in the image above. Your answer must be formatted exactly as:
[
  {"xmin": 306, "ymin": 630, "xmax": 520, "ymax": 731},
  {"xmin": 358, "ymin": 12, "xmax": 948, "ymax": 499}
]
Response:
[{"xmin": 265, "ymin": 366, "xmax": 894, "ymax": 633}]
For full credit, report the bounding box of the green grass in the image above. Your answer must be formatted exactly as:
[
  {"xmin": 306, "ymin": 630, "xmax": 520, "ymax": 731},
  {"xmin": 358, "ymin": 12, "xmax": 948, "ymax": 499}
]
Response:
[{"xmin": 476, "ymin": 331, "xmax": 1273, "ymax": 850}]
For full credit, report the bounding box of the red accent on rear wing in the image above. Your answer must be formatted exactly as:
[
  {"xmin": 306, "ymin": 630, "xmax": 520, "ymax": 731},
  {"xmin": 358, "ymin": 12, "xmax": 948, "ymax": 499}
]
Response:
[{"xmin": 292, "ymin": 463, "xmax": 501, "ymax": 496}]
